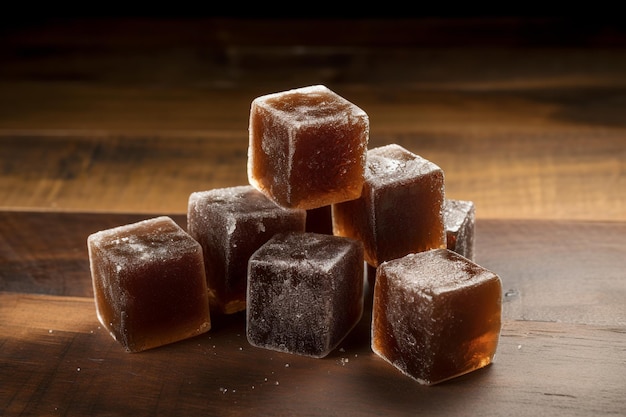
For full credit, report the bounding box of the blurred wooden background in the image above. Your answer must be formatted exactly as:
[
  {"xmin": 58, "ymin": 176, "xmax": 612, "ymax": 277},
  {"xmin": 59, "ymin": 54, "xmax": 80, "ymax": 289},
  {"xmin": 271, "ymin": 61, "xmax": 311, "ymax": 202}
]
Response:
[{"xmin": 1, "ymin": 16, "xmax": 624, "ymax": 220}]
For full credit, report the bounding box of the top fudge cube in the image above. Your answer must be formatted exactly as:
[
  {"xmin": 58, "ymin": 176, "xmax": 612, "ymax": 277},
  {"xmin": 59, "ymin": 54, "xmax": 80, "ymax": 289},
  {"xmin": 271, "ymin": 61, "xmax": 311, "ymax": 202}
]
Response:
[
  {"xmin": 332, "ymin": 144, "xmax": 446, "ymax": 267},
  {"xmin": 187, "ymin": 185, "xmax": 306, "ymax": 314},
  {"xmin": 248, "ymin": 85, "xmax": 369, "ymax": 210}
]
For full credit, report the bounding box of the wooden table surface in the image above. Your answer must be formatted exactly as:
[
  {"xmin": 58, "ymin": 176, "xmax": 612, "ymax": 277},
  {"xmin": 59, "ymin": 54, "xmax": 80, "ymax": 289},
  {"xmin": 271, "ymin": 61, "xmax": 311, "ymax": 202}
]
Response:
[{"xmin": 1, "ymin": 16, "xmax": 625, "ymax": 416}]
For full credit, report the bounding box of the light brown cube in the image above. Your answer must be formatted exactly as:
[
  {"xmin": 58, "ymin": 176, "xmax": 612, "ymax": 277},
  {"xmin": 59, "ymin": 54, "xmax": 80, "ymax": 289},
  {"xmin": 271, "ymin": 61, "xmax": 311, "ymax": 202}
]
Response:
[{"xmin": 248, "ymin": 84, "xmax": 369, "ymax": 210}]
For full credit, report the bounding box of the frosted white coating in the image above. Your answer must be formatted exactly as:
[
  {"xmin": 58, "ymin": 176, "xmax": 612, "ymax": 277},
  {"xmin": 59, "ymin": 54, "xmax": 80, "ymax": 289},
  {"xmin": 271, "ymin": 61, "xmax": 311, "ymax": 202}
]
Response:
[
  {"xmin": 443, "ymin": 199, "xmax": 475, "ymax": 233},
  {"xmin": 366, "ymin": 144, "xmax": 442, "ymax": 188},
  {"xmin": 252, "ymin": 85, "xmax": 368, "ymax": 128},
  {"xmin": 189, "ymin": 185, "xmax": 301, "ymax": 221},
  {"xmin": 187, "ymin": 186, "xmax": 306, "ymax": 261},
  {"xmin": 88, "ymin": 216, "xmax": 203, "ymax": 327},
  {"xmin": 225, "ymin": 216, "xmax": 236, "ymax": 235},
  {"xmin": 88, "ymin": 216, "xmax": 199, "ymax": 271},
  {"xmin": 252, "ymin": 232, "xmax": 359, "ymax": 275},
  {"xmin": 380, "ymin": 249, "xmax": 496, "ymax": 296}
]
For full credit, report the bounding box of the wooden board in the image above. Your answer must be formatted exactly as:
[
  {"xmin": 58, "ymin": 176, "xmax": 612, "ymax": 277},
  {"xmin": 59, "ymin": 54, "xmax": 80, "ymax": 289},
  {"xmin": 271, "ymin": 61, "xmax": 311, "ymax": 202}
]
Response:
[
  {"xmin": 1, "ymin": 292, "xmax": 625, "ymax": 417},
  {"xmin": 1, "ymin": 211, "xmax": 625, "ymax": 416}
]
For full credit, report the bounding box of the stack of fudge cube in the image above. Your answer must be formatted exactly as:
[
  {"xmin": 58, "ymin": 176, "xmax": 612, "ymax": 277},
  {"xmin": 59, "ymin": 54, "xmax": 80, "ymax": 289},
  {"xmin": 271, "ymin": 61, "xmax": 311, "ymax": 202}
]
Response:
[{"xmin": 88, "ymin": 85, "xmax": 501, "ymax": 386}]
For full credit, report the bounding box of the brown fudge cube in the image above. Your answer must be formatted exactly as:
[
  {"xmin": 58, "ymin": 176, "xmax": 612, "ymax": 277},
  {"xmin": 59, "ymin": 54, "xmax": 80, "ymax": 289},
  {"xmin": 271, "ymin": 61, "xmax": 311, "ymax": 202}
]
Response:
[
  {"xmin": 187, "ymin": 185, "xmax": 306, "ymax": 314},
  {"xmin": 247, "ymin": 232, "xmax": 364, "ymax": 358},
  {"xmin": 332, "ymin": 144, "xmax": 446, "ymax": 267},
  {"xmin": 443, "ymin": 199, "xmax": 476, "ymax": 260},
  {"xmin": 371, "ymin": 249, "xmax": 502, "ymax": 385},
  {"xmin": 88, "ymin": 216, "xmax": 211, "ymax": 353},
  {"xmin": 248, "ymin": 84, "xmax": 369, "ymax": 210}
]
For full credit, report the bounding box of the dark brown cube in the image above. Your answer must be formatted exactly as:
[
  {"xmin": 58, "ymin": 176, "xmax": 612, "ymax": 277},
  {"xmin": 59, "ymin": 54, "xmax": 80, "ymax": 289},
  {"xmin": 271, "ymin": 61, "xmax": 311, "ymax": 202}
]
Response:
[{"xmin": 247, "ymin": 232, "xmax": 364, "ymax": 358}]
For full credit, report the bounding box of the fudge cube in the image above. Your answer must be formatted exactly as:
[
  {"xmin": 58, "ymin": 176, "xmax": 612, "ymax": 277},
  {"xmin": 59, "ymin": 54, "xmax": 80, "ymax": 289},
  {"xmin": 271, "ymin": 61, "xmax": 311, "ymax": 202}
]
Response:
[
  {"xmin": 248, "ymin": 84, "xmax": 369, "ymax": 210},
  {"xmin": 188, "ymin": 185, "xmax": 306, "ymax": 314},
  {"xmin": 371, "ymin": 249, "xmax": 502, "ymax": 385},
  {"xmin": 443, "ymin": 199, "xmax": 476, "ymax": 261},
  {"xmin": 87, "ymin": 216, "xmax": 211, "ymax": 353},
  {"xmin": 247, "ymin": 232, "xmax": 364, "ymax": 358},
  {"xmin": 332, "ymin": 144, "xmax": 446, "ymax": 267}
]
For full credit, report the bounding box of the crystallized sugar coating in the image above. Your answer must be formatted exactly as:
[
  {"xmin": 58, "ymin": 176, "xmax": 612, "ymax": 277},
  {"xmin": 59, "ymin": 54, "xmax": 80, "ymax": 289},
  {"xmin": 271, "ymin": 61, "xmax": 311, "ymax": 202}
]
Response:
[
  {"xmin": 89, "ymin": 216, "xmax": 200, "ymax": 271},
  {"xmin": 188, "ymin": 185, "xmax": 306, "ymax": 314},
  {"xmin": 248, "ymin": 84, "xmax": 369, "ymax": 209},
  {"xmin": 260, "ymin": 85, "xmax": 368, "ymax": 126},
  {"xmin": 250, "ymin": 232, "xmax": 356, "ymax": 275},
  {"xmin": 443, "ymin": 199, "xmax": 476, "ymax": 260},
  {"xmin": 188, "ymin": 185, "xmax": 303, "ymax": 224},
  {"xmin": 379, "ymin": 248, "xmax": 491, "ymax": 296},
  {"xmin": 372, "ymin": 249, "xmax": 502, "ymax": 385},
  {"xmin": 247, "ymin": 232, "xmax": 364, "ymax": 358},
  {"xmin": 443, "ymin": 200, "xmax": 474, "ymax": 233},
  {"xmin": 88, "ymin": 216, "xmax": 211, "ymax": 353},
  {"xmin": 366, "ymin": 144, "xmax": 442, "ymax": 188}
]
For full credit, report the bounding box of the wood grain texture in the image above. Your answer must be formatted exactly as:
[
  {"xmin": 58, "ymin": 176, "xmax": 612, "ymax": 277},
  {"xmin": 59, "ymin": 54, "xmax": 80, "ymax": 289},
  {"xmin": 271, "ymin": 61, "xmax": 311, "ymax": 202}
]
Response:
[
  {"xmin": 0, "ymin": 211, "xmax": 172, "ymax": 297},
  {"xmin": 1, "ymin": 292, "xmax": 625, "ymax": 417},
  {"xmin": 1, "ymin": 18, "xmax": 625, "ymax": 220},
  {"xmin": 0, "ymin": 129, "xmax": 623, "ymax": 221}
]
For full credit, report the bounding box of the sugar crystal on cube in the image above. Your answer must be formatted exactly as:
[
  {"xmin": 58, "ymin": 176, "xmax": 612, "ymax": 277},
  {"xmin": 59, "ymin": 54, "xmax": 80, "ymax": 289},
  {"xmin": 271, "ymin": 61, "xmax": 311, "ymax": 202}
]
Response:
[
  {"xmin": 371, "ymin": 248, "xmax": 502, "ymax": 385},
  {"xmin": 248, "ymin": 84, "xmax": 369, "ymax": 210},
  {"xmin": 247, "ymin": 232, "xmax": 364, "ymax": 358},
  {"xmin": 188, "ymin": 185, "xmax": 306, "ymax": 314},
  {"xmin": 88, "ymin": 216, "xmax": 211, "ymax": 353},
  {"xmin": 332, "ymin": 144, "xmax": 446, "ymax": 267}
]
